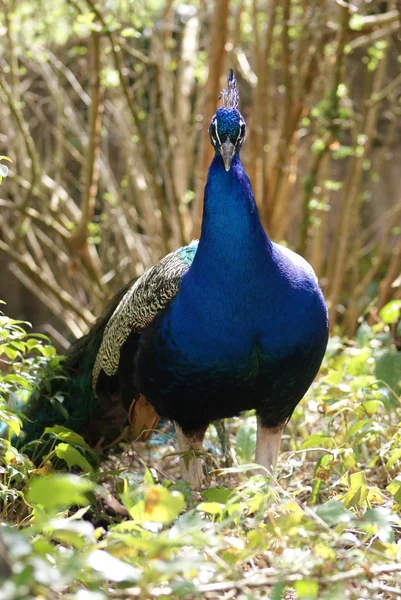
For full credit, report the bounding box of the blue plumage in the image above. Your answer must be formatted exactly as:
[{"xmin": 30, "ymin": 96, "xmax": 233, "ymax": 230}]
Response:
[
  {"xmin": 136, "ymin": 152, "xmax": 328, "ymax": 433},
  {"xmin": 211, "ymin": 108, "xmax": 243, "ymax": 143},
  {"xmin": 20, "ymin": 71, "xmax": 328, "ymax": 486}
]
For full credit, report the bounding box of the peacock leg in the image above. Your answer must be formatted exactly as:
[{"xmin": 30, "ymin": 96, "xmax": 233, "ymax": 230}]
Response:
[
  {"xmin": 174, "ymin": 422, "xmax": 206, "ymax": 489},
  {"xmin": 255, "ymin": 415, "xmax": 284, "ymax": 476}
]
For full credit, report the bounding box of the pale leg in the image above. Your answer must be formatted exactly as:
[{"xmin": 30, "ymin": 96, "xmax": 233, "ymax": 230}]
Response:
[
  {"xmin": 174, "ymin": 422, "xmax": 206, "ymax": 489},
  {"xmin": 255, "ymin": 415, "xmax": 284, "ymax": 476}
]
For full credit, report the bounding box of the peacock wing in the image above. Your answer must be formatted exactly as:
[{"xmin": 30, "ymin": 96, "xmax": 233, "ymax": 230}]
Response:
[{"xmin": 92, "ymin": 241, "xmax": 198, "ymax": 392}]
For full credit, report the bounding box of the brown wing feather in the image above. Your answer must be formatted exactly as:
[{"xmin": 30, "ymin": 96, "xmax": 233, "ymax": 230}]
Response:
[{"xmin": 128, "ymin": 394, "xmax": 161, "ymax": 442}]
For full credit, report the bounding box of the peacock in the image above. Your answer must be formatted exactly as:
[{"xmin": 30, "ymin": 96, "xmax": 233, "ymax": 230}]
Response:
[{"xmin": 19, "ymin": 71, "xmax": 328, "ymax": 487}]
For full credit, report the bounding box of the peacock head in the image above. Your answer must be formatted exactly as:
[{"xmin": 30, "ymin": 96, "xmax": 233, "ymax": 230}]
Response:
[{"xmin": 209, "ymin": 69, "xmax": 246, "ymax": 172}]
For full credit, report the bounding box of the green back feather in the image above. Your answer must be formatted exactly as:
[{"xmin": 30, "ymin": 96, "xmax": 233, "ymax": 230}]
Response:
[{"xmin": 20, "ymin": 280, "xmax": 135, "ymax": 445}]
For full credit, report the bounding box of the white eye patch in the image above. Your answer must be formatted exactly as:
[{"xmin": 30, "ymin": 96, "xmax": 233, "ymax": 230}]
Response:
[
  {"xmin": 210, "ymin": 118, "xmax": 222, "ymax": 146},
  {"xmin": 239, "ymin": 118, "xmax": 246, "ymax": 142}
]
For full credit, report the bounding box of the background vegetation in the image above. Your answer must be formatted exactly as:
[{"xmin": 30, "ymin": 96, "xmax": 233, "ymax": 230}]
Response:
[
  {"xmin": 1, "ymin": 0, "xmax": 401, "ymax": 339},
  {"xmin": 1, "ymin": 0, "xmax": 401, "ymax": 598},
  {"xmin": 1, "ymin": 286, "xmax": 401, "ymax": 599}
]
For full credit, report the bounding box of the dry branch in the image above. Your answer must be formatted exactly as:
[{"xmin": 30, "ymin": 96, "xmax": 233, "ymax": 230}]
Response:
[{"xmin": 68, "ymin": 31, "xmax": 105, "ymax": 296}]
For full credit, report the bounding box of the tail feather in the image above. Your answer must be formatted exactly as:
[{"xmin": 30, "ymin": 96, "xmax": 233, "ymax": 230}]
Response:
[{"xmin": 20, "ymin": 279, "xmax": 135, "ymax": 446}]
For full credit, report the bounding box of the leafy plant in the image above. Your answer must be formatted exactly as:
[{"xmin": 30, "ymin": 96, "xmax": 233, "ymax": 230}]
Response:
[{"xmin": 1, "ymin": 300, "xmax": 401, "ymax": 598}]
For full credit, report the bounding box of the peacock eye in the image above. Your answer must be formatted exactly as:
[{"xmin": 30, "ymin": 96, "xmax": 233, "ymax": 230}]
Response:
[{"xmin": 240, "ymin": 123, "xmax": 246, "ymax": 138}]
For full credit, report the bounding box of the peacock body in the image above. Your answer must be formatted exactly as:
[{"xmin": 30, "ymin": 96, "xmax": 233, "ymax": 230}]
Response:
[
  {"xmin": 20, "ymin": 72, "xmax": 328, "ymax": 486},
  {"xmin": 134, "ymin": 154, "xmax": 327, "ymax": 435}
]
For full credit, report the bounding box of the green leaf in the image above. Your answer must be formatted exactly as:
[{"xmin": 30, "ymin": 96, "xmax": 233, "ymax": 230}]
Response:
[
  {"xmin": 4, "ymin": 346, "xmax": 18, "ymax": 360},
  {"xmin": 143, "ymin": 468, "xmax": 154, "ymax": 485},
  {"xmin": 386, "ymin": 448, "xmax": 401, "ymax": 469},
  {"xmin": 271, "ymin": 582, "xmax": 286, "ymax": 600},
  {"xmin": 201, "ymin": 487, "xmax": 232, "ymax": 504},
  {"xmin": 3, "ymin": 374, "xmax": 32, "ymax": 388},
  {"xmin": 387, "ymin": 476, "xmax": 401, "ymax": 504},
  {"xmin": 346, "ymin": 348, "xmax": 372, "ymax": 376},
  {"xmin": 324, "ymin": 368, "xmax": 344, "ymax": 386},
  {"xmin": 126, "ymin": 485, "xmax": 185, "ymax": 525},
  {"xmin": 55, "ymin": 443, "xmax": 93, "ymax": 472},
  {"xmin": 375, "ymin": 351, "xmax": 401, "ymax": 391},
  {"xmin": 197, "ymin": 501, "xmax": 225, "ymax": 516},
  {"xmin": 355, "ymin": 400, "xmax": 383, "ymax": 419},
  {"xmin": 310, "ymin": 478, "xmax": 322, "ymax": 505},
  {"xmin": 0, "ymin": 410, "xmax": 21, "ymax": 436},
  {"xmin": 301, "ymin": 434, "xmax": 334, "ymax": 450},
  {"xmin": 324, "ymin": 179, "xmax": 343, "ymax": 191},
  {"xmin": 247, "ymin": 528, "xmax": 266, "ymax": 549},
  {"xmin": 235, "ymin": 417, "xmax": 256, "ymax": 462},
  {"xmin": 315, "ymin": 500, "xmax": 353, "ymax": 526},
  {"xmin": 100, "ymin": 68, "xmax": 120, "ymax": 89},
  {"xmin": 349, "ymin": 14, "xmax": 363, "ymax": 30},
  {"xmin": 39, "ymin": 345, "xmax": 56, "ymax": 358},
  {"xmin": 346, "ymin": 419, "xmax": 370, "ymax": 439},
  {"xmin": 312, "ymin": 139, "xmax": 326, "ymax": 154},
  {"xmin": 364, "ymin": 508, "xmax": 397, "ymax": 543},
  {"xmin": 379, "ymin": 300, "xmax": 401, "ymax": 324},
  {"xmin": 26, "ymin": 338, "xmax": 40, "ymax": 350},
  {"xmin": 294, "ymin": 579, "xmax": 319, "ymax": 599},
  {"xmin": 144, "ymin": 486, "xmax": 185, "ymax": 524},
  {"xmin": 342, "ymin": 471, "xmax": 368, "ymax": 508},
  {"xmin": 26, "ymin": 474, "xmax": 93, "ymax": 510},
  {"xmin": 44, "ymin": 426, "xmax": 91, "ymax": 449},
  {"xmin": 121, "ymin": 27, "xmax": 137, "ymax": 38}
]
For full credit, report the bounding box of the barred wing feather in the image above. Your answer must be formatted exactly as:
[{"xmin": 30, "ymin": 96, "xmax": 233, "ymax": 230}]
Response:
[{"xmin": 92, "ymin": 241, "xmax": 198, "ymax": 390}]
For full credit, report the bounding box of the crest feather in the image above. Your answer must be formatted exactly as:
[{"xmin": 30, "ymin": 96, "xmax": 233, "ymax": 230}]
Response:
[{"xmin": 220, "ymin": 69, "xmax": 239, "ymax": 109}]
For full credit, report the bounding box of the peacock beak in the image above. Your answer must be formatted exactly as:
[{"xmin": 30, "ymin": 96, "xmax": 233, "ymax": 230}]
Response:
[{"xmin": 220, "ymin": 138, "xmax": 236, "ymax": 172}]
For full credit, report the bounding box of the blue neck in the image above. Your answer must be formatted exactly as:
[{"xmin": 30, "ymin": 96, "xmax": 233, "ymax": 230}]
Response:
[
  {"xmin": 191, "ymin": 153, "xmax": 271, "ymax": 275},
  {"xmin": 157, "ymin": 152, "xmax": 325, "ymax": 370},
  {"xmin": 165, "ymin": 152, "xmax": 275, "ymax": 360}
]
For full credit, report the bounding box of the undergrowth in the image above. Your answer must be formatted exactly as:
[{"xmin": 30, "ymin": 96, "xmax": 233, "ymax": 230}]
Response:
[{"xmin": 1, "ymin": 300, "xmax": 401, "ymax": 599}]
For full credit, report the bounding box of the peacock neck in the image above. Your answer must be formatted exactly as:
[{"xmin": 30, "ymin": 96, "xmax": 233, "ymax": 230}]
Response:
[
  {"xmin": 191, "ymin": 153, "xmax": 272, "ymax": 274},
  {"xmin": 167, "ymin": 152, "xmax": 275, "ymax": 351},
  {"xmin": 165, "ymin": 153, "xmax": 277, "ymax": 354}
]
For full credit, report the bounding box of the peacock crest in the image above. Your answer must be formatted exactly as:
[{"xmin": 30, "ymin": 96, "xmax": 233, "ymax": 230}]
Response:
[{"xmin": 219, "ymin": 69, "xmax": 239, "ymax": 109}]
